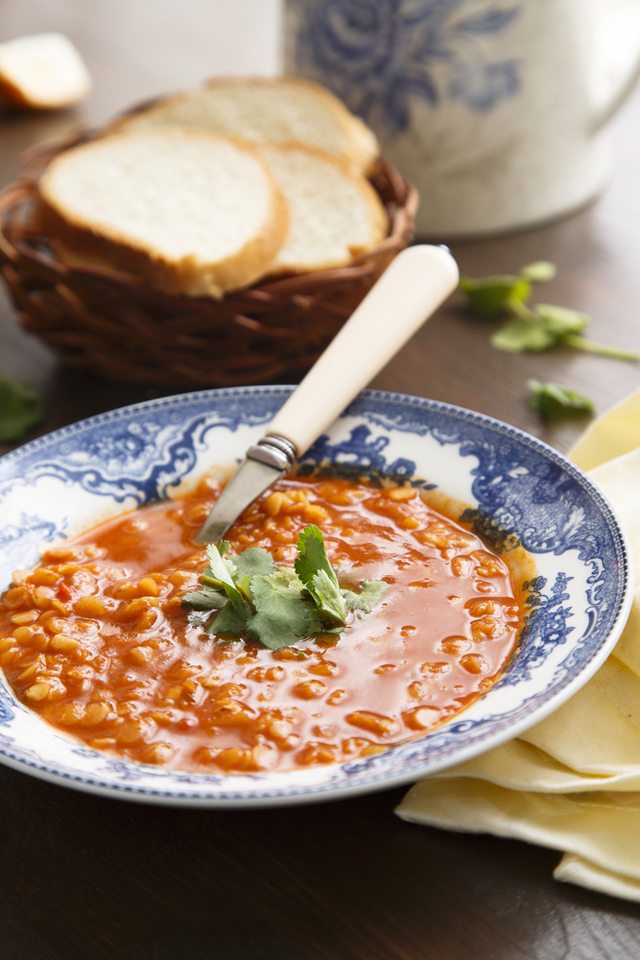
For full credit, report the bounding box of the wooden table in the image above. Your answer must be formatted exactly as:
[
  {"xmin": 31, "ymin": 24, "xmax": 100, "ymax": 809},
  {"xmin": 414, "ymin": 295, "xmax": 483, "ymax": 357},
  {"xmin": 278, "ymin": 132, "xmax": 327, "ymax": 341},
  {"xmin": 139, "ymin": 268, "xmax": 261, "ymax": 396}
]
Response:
[{"xmin": 1, "ymin": 3, "xmax": 640, "ymax": 958}]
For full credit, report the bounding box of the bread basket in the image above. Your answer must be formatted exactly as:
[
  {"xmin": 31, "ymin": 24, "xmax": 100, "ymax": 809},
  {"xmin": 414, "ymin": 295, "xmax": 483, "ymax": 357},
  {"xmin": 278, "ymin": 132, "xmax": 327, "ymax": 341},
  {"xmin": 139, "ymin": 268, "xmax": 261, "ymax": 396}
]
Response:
[{"xmin": 0, "ymin": 131, "xmax": 418, "ymax": 388}]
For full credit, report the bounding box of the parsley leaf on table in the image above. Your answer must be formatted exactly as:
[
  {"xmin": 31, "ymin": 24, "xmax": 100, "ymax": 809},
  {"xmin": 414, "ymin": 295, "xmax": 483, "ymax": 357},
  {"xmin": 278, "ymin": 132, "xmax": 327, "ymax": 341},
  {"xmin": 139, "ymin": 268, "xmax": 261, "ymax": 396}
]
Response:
[
  {"xmin": 460, "ymin": 262, "xmax": 640, "ymax": 361},
  {"xmin": 490, "ymin": 303, "xmax": 590, "ymax": 353},
  {"xmin": 458, "ymin": 273, "xmax": 532, "ymax": 316},
  {"xmin": 182, "ymin": 524, "xmax": 384, "ymax": 649},
  {"xmin": 458, "ymin": 262, "xmax": 556, "ymax": 316},
  {"xmin": 0, "ymin": 374, "xmax": 43, "ymax": 441},
  {"xmin": 518, "ymin": 261, "xmax": 558, "ymax": 283},
  {"xmin": 527, "ymin": 380, "xmax": 595, "ymax": 420}
]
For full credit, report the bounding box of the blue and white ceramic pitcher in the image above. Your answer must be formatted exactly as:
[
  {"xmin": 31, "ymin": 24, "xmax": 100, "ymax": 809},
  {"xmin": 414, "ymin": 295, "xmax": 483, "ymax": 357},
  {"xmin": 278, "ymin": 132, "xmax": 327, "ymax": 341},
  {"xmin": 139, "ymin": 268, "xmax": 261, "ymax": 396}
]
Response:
[{"xmin": 284, "ymin": 0, "xmax": 640, "ymax": 237}]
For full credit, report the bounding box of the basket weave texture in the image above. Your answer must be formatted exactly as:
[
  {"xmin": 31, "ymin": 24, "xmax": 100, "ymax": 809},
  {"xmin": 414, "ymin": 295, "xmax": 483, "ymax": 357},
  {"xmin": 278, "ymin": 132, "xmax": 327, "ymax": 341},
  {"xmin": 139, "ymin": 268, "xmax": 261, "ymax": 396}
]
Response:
[{"xmin": 0, "ymin": 131, "xmax": 418, "ymax": 388}]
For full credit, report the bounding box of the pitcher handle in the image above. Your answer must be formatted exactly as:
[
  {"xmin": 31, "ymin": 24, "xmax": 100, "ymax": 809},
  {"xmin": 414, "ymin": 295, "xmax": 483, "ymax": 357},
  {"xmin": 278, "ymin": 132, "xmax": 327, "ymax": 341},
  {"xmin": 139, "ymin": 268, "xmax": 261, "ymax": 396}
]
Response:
[{"xmin": 590, "ymin": 0, "xmax": 640, "ymax": 133}]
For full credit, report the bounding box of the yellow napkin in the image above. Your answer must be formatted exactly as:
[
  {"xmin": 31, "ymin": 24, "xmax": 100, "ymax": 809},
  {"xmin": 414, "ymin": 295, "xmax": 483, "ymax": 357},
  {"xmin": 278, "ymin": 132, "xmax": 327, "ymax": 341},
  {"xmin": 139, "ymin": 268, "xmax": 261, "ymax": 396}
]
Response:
[{"xmin": 396, "ymin": 388, "xmax": 640, "ymax": 902}]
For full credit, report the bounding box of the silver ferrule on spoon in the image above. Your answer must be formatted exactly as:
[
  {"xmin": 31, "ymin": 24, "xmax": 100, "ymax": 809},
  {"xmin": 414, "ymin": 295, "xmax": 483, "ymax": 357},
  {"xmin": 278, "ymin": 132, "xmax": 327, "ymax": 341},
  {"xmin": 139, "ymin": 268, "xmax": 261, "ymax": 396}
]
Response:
[
  {"xmin": 193, "ymin": 434, "xmax": 297, "ymax": 544},
  {"xmin": 246, "ymin": 434, "xmax": 297, "ymax": 471},
  {"xmin": 195, "ymin": 244, "xmax": 460, "ymax": 544}
]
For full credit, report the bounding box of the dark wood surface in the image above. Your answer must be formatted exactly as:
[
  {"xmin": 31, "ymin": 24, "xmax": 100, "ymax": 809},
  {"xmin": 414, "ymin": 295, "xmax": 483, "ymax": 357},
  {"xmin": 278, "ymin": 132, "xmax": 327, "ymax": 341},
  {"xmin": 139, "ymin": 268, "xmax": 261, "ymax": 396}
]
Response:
[{"xmin": 1, "ymin": 3, "xmax": 640, "ymax": 958}]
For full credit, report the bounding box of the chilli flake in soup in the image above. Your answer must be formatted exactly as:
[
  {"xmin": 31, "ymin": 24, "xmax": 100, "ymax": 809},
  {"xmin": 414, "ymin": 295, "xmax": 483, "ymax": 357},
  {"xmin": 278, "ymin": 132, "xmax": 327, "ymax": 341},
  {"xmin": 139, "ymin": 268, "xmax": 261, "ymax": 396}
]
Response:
[{"xmin": 0, "ymin": 474, "xmax": 526, "ymax": 774}]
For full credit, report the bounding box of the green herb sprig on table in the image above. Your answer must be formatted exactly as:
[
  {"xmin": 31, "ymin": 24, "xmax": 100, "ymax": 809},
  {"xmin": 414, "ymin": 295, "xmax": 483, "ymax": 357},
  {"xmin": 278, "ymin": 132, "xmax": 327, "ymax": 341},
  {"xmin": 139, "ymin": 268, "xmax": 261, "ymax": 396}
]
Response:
[
  {"xmin": 527, "ymin": 379, "xmax": 595, "ymax": 420},
  {"xmin": 459, "ymin": 261, "xmax": 640, "ymax": 360},
  {"xmin": 182, "ymin": 525, "xmax": 385, "ymax": 650},
  {"xmin": 0, "ymin": 374, "xmax": 43, "ymax": 441}
]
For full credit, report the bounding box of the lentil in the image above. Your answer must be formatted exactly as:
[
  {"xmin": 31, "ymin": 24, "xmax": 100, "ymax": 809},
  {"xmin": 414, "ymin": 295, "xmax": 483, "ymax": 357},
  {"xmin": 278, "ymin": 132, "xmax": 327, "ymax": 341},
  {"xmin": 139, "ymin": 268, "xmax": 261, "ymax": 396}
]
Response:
[{"xmin": 0, "ymin": 475, "xmax": 524, "ymax": 773}]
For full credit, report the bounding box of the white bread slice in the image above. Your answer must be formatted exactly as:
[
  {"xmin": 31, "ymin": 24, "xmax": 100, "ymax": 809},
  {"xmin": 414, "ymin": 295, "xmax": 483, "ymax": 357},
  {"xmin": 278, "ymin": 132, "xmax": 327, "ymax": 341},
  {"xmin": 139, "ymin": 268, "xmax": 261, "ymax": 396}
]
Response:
[
  {"xmin": 35, "ymin": 129, "xmax": 289, "ymax": 298},
  {"xmin": 258, "ymin": 142, "xmax": 388, "ymax": 275},
  {"xmin": 0, "ymin": 33, "xmax": 91, "ymax": 110},
  {"xmin": 109, "ymin": 76, "xmax": 379, "ymax": 177}
]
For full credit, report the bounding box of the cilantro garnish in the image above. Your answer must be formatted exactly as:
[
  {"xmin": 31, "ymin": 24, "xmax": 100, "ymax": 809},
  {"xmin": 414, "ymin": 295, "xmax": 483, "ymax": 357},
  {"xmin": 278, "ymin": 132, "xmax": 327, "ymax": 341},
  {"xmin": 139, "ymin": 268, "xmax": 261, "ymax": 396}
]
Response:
[
  {"xmin": 527, "ymin": 379, "xmax": 595, "ymax": 420},
  {"xmin": 294, "ymin": 524, "xmax": 347, "ymax": 623},
  {"xmin": 182, "ymin": 525, "xmax": 385, "ymax": 650},
  {"xmin": 460, "ymin": 262, "xmax": 640, "ymax": 361}
]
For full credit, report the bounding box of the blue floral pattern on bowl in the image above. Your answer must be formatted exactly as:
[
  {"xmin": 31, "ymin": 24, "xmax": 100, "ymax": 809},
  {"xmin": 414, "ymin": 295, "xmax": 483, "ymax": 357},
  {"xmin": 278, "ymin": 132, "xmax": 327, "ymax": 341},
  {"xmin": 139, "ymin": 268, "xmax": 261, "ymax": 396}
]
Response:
[
  {"xmin": 0, "ymin": 388, "xmax": 631, "ymax": 807},
  {"xmin": 288, "ymin": 0, "xmax": 521, "ymax": 134}
]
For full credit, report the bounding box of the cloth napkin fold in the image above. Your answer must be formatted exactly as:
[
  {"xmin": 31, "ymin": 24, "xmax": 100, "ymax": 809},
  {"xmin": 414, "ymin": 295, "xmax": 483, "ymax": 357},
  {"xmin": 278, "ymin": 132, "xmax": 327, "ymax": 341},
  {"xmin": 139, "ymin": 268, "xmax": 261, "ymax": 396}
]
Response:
[{"xmin": 396, "ymin": 388, "xmax": 640, "ymax": 902}]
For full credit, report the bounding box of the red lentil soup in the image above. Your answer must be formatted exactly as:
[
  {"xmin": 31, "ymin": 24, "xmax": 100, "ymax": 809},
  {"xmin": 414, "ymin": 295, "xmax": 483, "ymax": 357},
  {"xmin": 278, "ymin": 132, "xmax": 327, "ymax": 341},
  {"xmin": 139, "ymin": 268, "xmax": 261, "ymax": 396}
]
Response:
[{"xmin": 0, "ymin": 475, "xmax": 524, "ymax": 773}]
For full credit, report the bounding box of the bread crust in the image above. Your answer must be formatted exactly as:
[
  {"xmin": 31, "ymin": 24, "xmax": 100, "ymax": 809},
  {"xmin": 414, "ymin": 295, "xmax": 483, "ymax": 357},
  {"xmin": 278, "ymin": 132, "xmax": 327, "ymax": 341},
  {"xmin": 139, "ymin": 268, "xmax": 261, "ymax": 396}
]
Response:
[
  {"xmin": 36, "ymin": 129, "xmax": 289, "ymax": 298},
  {"xmin": 107, "ymin": 75, "xmax": 380, "ymax": 177},
  {"xmin": 258, "ymin": 140, "xmax": 388, "ymax": 276},
  {"xmin": 0, "ymin": 33, "xmax": 91, "ymax": 110}
]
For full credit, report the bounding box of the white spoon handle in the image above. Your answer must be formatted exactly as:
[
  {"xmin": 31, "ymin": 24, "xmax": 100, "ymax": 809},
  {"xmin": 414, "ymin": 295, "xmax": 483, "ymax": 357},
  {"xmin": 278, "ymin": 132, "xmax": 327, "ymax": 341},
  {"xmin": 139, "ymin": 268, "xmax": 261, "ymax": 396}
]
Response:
[{"xmin": 267, "ymin": 244, "xmax": 459, "ymax": 455}]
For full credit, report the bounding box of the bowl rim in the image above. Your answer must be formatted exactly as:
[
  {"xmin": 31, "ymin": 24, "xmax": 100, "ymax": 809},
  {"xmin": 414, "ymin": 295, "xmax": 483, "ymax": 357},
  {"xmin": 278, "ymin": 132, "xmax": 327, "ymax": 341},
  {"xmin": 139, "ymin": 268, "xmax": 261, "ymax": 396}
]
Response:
[{"xmin": 0, "ymin": 386, "xmax": 633, "ymax": 807}]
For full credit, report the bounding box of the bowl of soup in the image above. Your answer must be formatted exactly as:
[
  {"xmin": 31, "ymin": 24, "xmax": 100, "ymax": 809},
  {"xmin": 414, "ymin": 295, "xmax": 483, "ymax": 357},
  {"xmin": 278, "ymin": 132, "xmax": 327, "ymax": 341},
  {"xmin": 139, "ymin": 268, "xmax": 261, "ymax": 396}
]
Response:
[{"xmin": 0, "ymin": 387, "xmax": 631, "ymax": 806}]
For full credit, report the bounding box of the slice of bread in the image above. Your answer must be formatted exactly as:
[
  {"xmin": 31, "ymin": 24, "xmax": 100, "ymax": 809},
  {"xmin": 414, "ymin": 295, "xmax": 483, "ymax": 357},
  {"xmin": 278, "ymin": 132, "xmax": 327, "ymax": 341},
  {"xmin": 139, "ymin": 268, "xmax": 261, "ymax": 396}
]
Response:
[
  {"xmin": 257, "ymin": 142, "xmax": 388, "ymax": 275},
  {"xmin": 109, "ymin": 76, "xmax": 379, "ymax": 177},
  {"xmin": 36, "ymin": 129, "xmax": 289, "ymax": 298},
  {"xmin": 0, "ymin": 33, "xmax": 91, "ymax": 110}
]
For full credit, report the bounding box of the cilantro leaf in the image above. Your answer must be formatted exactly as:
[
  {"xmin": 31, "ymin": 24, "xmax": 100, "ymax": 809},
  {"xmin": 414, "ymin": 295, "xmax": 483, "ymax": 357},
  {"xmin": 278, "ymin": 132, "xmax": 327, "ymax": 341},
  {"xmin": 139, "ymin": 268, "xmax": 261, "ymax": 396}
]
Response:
[
  {"xmin": 294, "ymin": 525, "xmax": 334, "ymax": 584},
  {"xmin": 459, "ymin": 261, "xmax": 557, "ymax": 317},
  {"xmin": 310, "ymin": 567, "xmax": 348, "ymax": 622},
  {"xmin": 205, "ymin": 543, "xmax": 247, "ymax": 600},
  {"xmin": 459, "ymin": 274, "xmax": 531, "ymax": 315},
  {"xmin": 203, "ymin": 541, "xmax": 253, "ymax": 628},
  {"xmin": 527, "ymin": 380, "xmax": 595, "ymax": 419},
  {"xmin": 246, "ymin": 575, "xmax": 313, "ymax": 649},
  {"xmin": 490, "ymin": 316, "xmax": 555, "ymax": 353},
  {"xmin": 270, "ymin": 567, "xmax": 304, "ymax": 589},
  {"xmin": 534, "ymin": 303, "xmax": 588, "ymax": 336},
  {"xmin": 181, "ymin": 588, "xmax": 227, "ymax": 610},
  {"xmin": 0, "ymin": 375, "xmax": 43, "ymax": 442},
  {"xmin": 228, "ymin": 547, "xmax": 276, "ymax": 580},
  {"xmin": 295, "ymin": 525, "xmax": 347, "ymax": 622},
  {"xmin": 210, "ymin": 596, "xmax": 252, "ymax": 635},
  {"xmin": 343, "ymin": 580, "xmax": 386, "ymax": 613},
  {"xmin": 519, "ymin": 261, "xmax": 557, "ymax": 283},
  {"xmin": 491, "ymin": 303, "xmax": 640, "ymax": 359}
]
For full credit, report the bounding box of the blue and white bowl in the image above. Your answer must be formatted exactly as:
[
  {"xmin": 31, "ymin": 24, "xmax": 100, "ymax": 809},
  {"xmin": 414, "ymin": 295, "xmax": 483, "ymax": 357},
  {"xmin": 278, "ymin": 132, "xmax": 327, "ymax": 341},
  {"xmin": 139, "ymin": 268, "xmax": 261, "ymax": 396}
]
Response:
[{"xmin": 0, "ymin": 388, "xmax": 632, "ymax": 806}]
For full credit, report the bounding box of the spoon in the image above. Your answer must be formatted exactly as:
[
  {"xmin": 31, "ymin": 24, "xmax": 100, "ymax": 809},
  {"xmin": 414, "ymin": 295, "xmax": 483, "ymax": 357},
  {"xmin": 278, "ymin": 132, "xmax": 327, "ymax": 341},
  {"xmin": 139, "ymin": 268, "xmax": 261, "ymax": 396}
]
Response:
[{"xmin": 195, "ymin": 244, "xmax": 459, "ymax": 544}]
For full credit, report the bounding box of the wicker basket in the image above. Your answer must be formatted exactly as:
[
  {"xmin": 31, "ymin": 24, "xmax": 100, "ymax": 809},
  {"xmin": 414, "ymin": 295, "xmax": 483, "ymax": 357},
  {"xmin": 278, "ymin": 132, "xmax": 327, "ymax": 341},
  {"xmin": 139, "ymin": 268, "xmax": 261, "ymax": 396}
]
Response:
[{"xmin": 0, "ymin": 131, "xmax": 418, "ymax": 388}]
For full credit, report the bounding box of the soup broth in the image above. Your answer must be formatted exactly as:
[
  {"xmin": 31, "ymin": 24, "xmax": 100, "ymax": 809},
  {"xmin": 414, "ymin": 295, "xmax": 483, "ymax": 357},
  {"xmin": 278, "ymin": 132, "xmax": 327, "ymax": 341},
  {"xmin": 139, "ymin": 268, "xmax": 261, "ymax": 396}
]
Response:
[{"xmin": 0, "ymin": 475, "xmax": 524, "ymax": 773}]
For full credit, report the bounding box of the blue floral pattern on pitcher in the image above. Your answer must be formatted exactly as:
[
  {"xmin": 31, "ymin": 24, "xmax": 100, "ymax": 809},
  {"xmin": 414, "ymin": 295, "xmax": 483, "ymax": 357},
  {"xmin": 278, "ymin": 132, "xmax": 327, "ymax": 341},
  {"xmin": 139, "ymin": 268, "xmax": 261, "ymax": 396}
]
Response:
[{"xmin": 289, "ymin": 0, "xmax": 521, "ymax": 134}]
